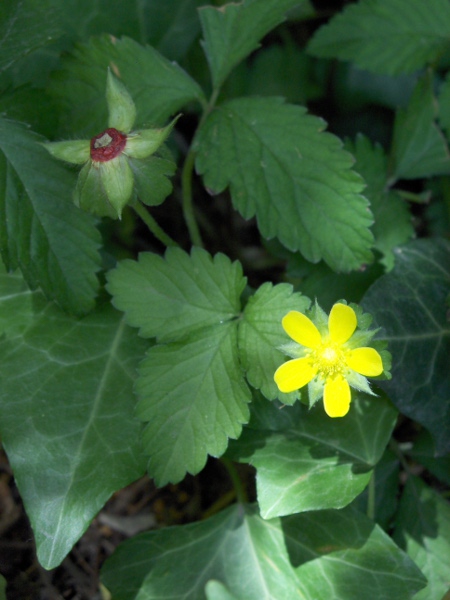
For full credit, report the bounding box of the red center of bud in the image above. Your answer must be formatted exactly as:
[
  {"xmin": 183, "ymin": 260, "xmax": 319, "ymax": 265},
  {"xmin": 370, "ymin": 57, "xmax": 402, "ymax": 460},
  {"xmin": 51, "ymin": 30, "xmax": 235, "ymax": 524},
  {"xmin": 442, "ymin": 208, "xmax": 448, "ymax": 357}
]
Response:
[{"xmin": 90, "ymin": 128, "xmax": 127, "ymax": 162}]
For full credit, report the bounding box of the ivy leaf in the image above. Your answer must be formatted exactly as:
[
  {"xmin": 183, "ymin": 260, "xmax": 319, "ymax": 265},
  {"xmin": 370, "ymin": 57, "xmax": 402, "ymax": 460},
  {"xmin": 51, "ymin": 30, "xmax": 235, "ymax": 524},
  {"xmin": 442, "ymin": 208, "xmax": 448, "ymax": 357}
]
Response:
[
  {"xmin": 205, "ymin": 581, "xmax": 239, "ymax": 600},
  {"xmin": 394, "ymin": 477, "xmax": 450, "ymax": 600},
  {"xmin": 106, "ymin": 247, "xmax": 246, "ymax": 342},
  {"xmin": 0, "ymin": 277, "xmax": 147, "ymax": 570},
  {"xmin": 227, "ymin": 392, "xmax": 398, "ymax": 519},
  {"xmin": 390, "ymin": 72, "xmax": 450, "ymax": 182},
  {"xmin": 101, "ymin": 504, "xmax": 303, "ymax": 600},
  {"xmin": 238, "ymin": 282, "xmax": 310, "ymax": 401},
  {"xmin": 0, "ymin": 117, "xmax": 101, "ymax": 314},
  {"xmin": 362, "ymin": 238, "xmax": 450, "ymax": 455},
  {"xmin": 346, "ymin": 134, "xmax": 414, "ymax": 269},
  {"xmin": 49, "ymin": 35, "xmax": 206, "ymax": 137},
  {"xmin": 136, "ymin": 323, "xmax": 251, "ymax": 485},
  {"xmin": 307, "ymin": 0, "xmax": 450, "ymax": 76},
  {"xmin": 408, "ymin": 430, "xmax": 450, "ymax": 486},
  {"xmin": 199, "ymin": 0, "xmax": 305, "ymax": 90},
  {"xmin": 195, "ymin": 97, "xmax": 373, "ymax": 272},
  {"xmin": 285, "ymin": 505, "xmax": 427, "ymax": 599}
]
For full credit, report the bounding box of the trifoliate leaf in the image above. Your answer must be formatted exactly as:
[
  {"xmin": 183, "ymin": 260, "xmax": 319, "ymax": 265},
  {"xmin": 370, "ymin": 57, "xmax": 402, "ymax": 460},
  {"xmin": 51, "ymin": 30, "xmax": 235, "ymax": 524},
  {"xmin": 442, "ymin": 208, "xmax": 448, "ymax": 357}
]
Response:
[
  {"xmin": 50, "ymin": 35, "xmax": 205, "ymax": 137},
  {"xmin": 228, "ymin": 392, "xmax": 397, "ymax": 519},
  {"xmin": 0, "ymin": 117, "xmax": 101, "ymax": 314},
  {"xmin": 394, "ymin": 477, "xmax": 450, "ymax": 600},
  {"xmin": 362, "ymin": 238, "xmax": 450, "ymax": 455},
  {"xmin": 0, "ymin": 276, "xmax": 147, "ymax": 569},
  {"xmin": 307, "ymin": 0, "xmax": 450, "ymax": 76},
  {"xmin": 136, "ymin": 323, "xmax": 251, "ymax": 485},
  {"xmin": 390, "ymin": 72, "xmax": 450, "ymax": 181},
  {"xmin": 238, "ymin": 282, "xmax": 310, "ymax": 401},
  {"xmin": 346, "ymin": 134, "xmax": 414, "ymax": 269},
  {"xmin": 195, "ymin": 97, "xmax": 373, "ymax": 272},
  {"xmin": 106, "ymin": 247, "xmax": 246, "ymax": 342},
  {"xmin": 199, "ymin": 0, "xmax": 306, "ymax": 90}
]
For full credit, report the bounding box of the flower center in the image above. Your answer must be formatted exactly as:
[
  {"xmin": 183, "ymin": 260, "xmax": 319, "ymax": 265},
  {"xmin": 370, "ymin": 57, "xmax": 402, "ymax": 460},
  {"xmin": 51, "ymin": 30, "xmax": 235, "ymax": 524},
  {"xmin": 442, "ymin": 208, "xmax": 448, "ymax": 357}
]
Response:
[
  {"xmin": 90, "ymin": 127, "xmax": 127, "ymax": 162},
  {"xmin": 309, "ymin": 341, "xmax": 347, "ymax": 379}
]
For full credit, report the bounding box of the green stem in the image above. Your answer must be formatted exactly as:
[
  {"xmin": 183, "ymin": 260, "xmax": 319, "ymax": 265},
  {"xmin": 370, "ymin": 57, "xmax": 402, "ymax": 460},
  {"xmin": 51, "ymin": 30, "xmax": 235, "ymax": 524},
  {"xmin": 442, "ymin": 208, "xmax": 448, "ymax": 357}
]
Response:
[
  {"xmin": 132, "ymin": 201, "xmax": 178, "ymax": 247},
  {"xmin": 367, "ymin": 470, "xmax": 376, "ymax": 520},
  {"xmin": 220, "ymin": 457, "xmax": 248, "ymax": 504},
  {"xmin": 181, "ymin": 147, "xmax": 203, "ymax": 247}
]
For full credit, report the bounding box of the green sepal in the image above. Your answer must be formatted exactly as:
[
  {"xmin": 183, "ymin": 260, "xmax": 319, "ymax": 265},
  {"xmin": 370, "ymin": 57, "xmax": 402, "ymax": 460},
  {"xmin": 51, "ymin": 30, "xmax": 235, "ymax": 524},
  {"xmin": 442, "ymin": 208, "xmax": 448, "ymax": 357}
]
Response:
[
  {"xmin": 98, "ymin": 155, "xmax": 134, "ymax": 217},
  {"xmin": 129, "ymin": 154, "xmax": 176, "ymax": 207},
  {"xmin": 41, "ymin": 139, "xmax": 90, "ymax": 164},
  {"xmin": 106, "ymin": 69, "xmax": 136, "ymax": 134},
  {"xmin": 74, "ymin": 161, "xmax": 118, "ymax": 219},
  {"xmin": 125, "ymin": 115, "xmax": 181, "ymax": 159}
]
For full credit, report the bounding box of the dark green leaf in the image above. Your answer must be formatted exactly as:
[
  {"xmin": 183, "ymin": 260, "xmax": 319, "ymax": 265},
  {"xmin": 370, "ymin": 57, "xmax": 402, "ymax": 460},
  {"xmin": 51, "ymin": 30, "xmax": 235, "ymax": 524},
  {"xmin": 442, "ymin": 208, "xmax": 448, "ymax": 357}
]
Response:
[
  {"xmin": 409, "ymin": 430, "xmax": 450, "ymax": 485},
  {"xmin": 394, "ymin": 477, "xmax": 450, "ymax": 600},
  {"xmin": 0, "ymin": 117, "xmax": 101, "ymax": 314},
  {"xmin": 308, "ymin": 0, "xmax": 450, "ymax": 76},
  {"xmin": 362, "ymin": 238, "xmax": 450, "ymax": 454},
  {"xmin": 228, "ymin": 392, "xmax": 398, "ymax": 518},
  {"xmin": 195, "ymin": 97, "xmax": 373, "ymax": 272},
  {"xmin": 199, "ymin": 0, "xmax": 305, "ymax": 90},
  {"xmin": 0, "ymin": 278, "xmax": 147, "ymax": 569}
]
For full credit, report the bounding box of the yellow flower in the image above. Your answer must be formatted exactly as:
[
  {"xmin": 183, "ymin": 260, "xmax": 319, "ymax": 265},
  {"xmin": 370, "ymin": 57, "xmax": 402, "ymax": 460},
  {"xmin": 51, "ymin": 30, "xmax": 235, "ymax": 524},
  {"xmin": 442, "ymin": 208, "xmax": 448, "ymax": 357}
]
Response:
[{"xmin": 274, "ymin": 303, "xmax": 383, "ymax": 418}]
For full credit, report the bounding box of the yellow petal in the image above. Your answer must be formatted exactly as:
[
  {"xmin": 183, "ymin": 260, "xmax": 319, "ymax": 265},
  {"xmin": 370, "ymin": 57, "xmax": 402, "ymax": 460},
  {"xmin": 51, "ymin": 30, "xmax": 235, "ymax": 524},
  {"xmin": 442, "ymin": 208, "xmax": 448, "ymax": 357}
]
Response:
[
  {"xmin": 323, "ymin": 376, "xmax": 351, "ymax": 417},
  {"xmin": 274, "ymin": 358, "xmax": 317, "ymax": 393},
  {"xmin": 282, "ymin": 311, "xmax": 321, "ymax": 348},
  {"xmin": 328, "ymin": 303, "xmax": 357, "ymax": 344},
  {"xmin": 347, "ymin": 347, "xmax": 383, "ymax": 376}
]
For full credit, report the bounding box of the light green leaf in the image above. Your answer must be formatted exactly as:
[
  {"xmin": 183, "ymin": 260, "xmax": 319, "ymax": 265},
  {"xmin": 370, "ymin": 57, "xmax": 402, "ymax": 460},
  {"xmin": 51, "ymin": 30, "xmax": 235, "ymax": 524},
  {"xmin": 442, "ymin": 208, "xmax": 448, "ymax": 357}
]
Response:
[
  {"xmin": 362, "ymin": 237, "xmax": 450, "ymax": 455},
  {"xmin": 285, "ymin": 505, "xmax": 427, "ymax": 599},
  {"xmin": 238, "ymin": 282, "xmax": 310, "ymax": 401},
  {"xmin": 106, "ymin": 247, "xmax": 246, "ymax": 342},
  {"xmin": 199, "ymin": 0, "xmax": 305, "ymax": 90},
  {"xmin": 50, "ymin": 35, "xmax": 205, "ymax": 137},
  {"xmin": 390, "ymin": 72, "xmax": 450, "ymax": 181},
  {"xmin": 228, "ymin": 392, "xmax": 398, "ymax": 519},
  {"xmin": 205, "ymin": 581, "xmax": 239, "ymax": 600},
  {"xmin": 195, "ymin": 97, "xmax": 373, "ymax": 272},
  {"xmin": 0, "ymin": 279, "xmax": 147, "ymax": 570},
  {"xmin": 307, "ymin": 0, "xmax": 450, "ymax": 76},
  {"xmin": 101, "ymin": 504, "xmax": 304, "ymax": 600},
  {"xmin": 0, "ymin": 117, "xmax": 101, "ymax": 314},
  {"xmin": 0, "ymin": 0, "xmax": 62, "ymax": 73},
  {"xmin": 136, "ymin": 322, "xmax": 251, "ymax": 485},
  {"xmin": 346, "ymin": 134, "xmax": 414, "ymax": 269},
  {"xmin": 394, "ymin": 477, "xmax": 450, "ymax": 600}
]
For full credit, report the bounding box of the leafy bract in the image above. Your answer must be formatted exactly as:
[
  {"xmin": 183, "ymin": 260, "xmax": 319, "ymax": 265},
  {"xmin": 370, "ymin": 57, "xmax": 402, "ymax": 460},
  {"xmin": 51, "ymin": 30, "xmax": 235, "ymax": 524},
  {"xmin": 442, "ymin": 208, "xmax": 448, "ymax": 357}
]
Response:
[
  {"xmin": 238, "ymin": 282, "xmax": 310, "ymax": 401},
  {"xmin": 195, "ymin": 97, "xmax": 373, "ymax": 272},
  {"xmin": 0, "ymin": 0, "xmax": 62, "ymax": 73},
  {"xmin": 50, "ymin": 35, "xmax": 205, "ymax": 137},
  {"xmin": 390, "ymin": 72, "xmax": 450, "ymax": 181},
  {"xmin": 307, "ymin": 0, "xmax": 450, "ymax": 76},
  {"xmin": 0, "ymin": 274, "xmax": 147, "ymax": 570},
  {"xmin": 362, "ymin": 238, "xmax": 450, "ymax": 454},
  {"xmin": 0, "ymin": 117, "xmax": 101, "ymax": 314},
  {"xmin": 227, "ymin": 393, "xmax": 398, "ymax": 519},
  {"xmin": 107, "ymin": 248, "xmax": 251, "ymax": 484},
  {"xmin": 346, "ymin": 134, "xmax": 414, "ymax": 269},
  {"xmin": 285, "ymin": 505, "xmax": 427, "ymax": 600},
  {"xmin": 199, "ymin": 0, "xmax": 306, "ymax": 90},
  {"xmin": 394, "ymin": 477, "xmax": 450, "ymax": 600}
]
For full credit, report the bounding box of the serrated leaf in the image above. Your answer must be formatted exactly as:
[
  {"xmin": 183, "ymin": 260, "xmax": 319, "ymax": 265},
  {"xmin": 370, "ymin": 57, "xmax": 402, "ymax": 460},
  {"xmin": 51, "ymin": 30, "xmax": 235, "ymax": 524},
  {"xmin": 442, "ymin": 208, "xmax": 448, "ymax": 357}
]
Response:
[
  {"xmin": 307, "ymin": 0, "xmax": 450, "ymax": 76},
  {"xmin": 346, "ymin": 134, "xmax": 414, "ymax": 269},
  {"xmin": 49, "ymin": 35, "xmax": 205, "ymax": 137},
  {"xmin": 195, "ymin": 97, "xmax": 373, "ymax": 272},
  {"xmin": 227, "ymin": 392, "xmax": 398, "ymax": 519},
  {"xmin": 394, "ymin": 477, "xmax": 450, "ymax": 600},
  {"xmin": 285, "ymin": 505, "xmax": 427, "ymax": 599},
  {"xmin": 0, "ymin": 278, "xmax": 147, "ymax": 569},
  {"xmin": 0, "ymin": 0, "xmax": 62, "ymax": 73},
  {"xmin": 101, "ymin": 504, "xmax": 304, "ymax": 600},
  {"xmin": 106, "ymin": 247, "xmax": 246, "ymax": 342},
  {"xmin": 390, "ymin": 72, "xmax": 450, "ymax": 181},
  {"xmin": 0, "ymin": 117, "xmax": 101, "ymax": 314},
  {"xmin": 136, "ymin": 322, "xmax": 251, "ymax": 485},
  {"xmin": 238, "ymin": 282, "xmax": 310, "ymax": 401},
  {"xmin": 362, "ymin": 238, "xmax": 450, "ymax": 455},
  {"xmin": 199, "ymin": 0, "xmax": 304, "ymax": 90}
]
